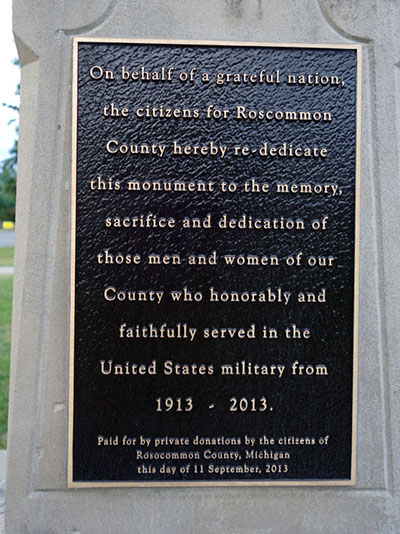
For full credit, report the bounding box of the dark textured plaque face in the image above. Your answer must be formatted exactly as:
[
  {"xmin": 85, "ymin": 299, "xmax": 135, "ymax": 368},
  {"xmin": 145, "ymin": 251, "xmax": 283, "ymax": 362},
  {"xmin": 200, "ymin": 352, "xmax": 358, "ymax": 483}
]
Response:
[{"xmin": 69, "ymin": 39, "xmax": 360, "ymax": 486}]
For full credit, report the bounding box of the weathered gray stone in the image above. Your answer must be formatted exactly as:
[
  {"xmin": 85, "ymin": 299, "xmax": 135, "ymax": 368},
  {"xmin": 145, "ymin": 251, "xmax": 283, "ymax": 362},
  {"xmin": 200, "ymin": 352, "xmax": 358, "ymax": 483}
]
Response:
[{"xmin": 6, "ymin": 0, "xmax": 400, "ymax": 531}]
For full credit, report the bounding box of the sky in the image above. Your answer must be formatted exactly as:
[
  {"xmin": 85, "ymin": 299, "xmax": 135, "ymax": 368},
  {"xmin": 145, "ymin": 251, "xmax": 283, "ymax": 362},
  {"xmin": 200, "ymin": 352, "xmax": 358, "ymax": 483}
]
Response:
[{"xmin": 0, "ymin": 0, "xmax": 20, "ymax": 162}]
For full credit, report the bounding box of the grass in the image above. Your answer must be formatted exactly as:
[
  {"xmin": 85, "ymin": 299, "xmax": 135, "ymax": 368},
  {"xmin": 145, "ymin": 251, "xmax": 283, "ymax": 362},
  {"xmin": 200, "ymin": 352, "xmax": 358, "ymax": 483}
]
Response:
[
  {"xmin": 0, "ymin": 274, "xmax": 13, "ymax": 448},
  {"xmin": 0, "ymin": 247, "xmax": 13, "ymax": 266},
  {"xmin": 0, "ymin": 246, "xmax": 13, "ymax": 448}
]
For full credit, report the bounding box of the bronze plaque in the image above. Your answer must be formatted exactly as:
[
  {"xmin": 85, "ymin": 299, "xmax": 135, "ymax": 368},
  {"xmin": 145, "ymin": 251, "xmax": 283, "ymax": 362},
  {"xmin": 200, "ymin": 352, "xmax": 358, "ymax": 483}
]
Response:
[{"xmin": 69, "ymin": 39, "xmax": 361, "ymax": 486}]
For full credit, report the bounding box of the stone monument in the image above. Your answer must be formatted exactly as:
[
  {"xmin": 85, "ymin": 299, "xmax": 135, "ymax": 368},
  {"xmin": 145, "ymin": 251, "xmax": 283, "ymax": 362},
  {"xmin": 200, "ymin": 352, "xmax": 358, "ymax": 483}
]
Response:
[{"xmin": 6, "ymin": 0, "xmax": 400, "ymax": 532}]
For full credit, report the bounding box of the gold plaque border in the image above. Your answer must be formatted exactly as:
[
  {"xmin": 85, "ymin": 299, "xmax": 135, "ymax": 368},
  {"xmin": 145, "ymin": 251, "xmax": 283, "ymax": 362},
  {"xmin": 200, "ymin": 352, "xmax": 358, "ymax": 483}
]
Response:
[{"xmin": 69, "ymin": 38, "xmax": 362, "ymax": 489}]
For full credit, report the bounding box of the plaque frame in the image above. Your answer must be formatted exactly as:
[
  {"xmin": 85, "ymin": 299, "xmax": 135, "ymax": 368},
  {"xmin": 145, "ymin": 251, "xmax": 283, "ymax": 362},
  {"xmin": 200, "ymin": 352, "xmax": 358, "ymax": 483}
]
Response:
[{"xmin": 68, "ymin": 38, "xmax": 361, "ymax": 488}]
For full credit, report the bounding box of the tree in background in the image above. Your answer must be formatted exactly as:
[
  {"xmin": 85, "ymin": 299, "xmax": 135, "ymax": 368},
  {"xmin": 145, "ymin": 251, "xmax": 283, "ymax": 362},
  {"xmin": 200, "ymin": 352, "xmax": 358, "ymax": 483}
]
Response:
[
  {"xmin": 0, "ymin": 58, "xmax": 19, "ymax": 223},
  {"xmin": 0, "ymin": 142, "xmax": 17, "ymax": 222}
]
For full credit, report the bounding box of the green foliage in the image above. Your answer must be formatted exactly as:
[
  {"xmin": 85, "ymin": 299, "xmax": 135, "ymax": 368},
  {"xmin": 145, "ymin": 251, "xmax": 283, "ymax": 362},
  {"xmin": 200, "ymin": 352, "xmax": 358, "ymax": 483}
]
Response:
[
  {"xmin": 0, "ymin": 146, "xmax": 17, "ymax": 222},
  {"xmin": 0, "ymin": 59, "xmax": 19, "ymax": 223}
]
